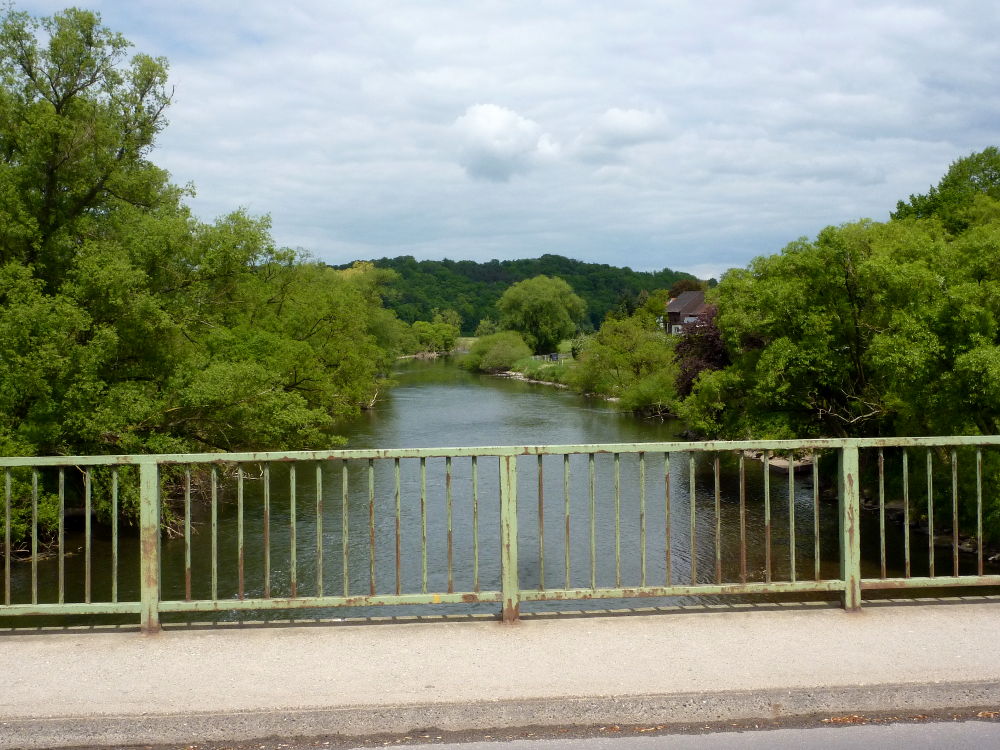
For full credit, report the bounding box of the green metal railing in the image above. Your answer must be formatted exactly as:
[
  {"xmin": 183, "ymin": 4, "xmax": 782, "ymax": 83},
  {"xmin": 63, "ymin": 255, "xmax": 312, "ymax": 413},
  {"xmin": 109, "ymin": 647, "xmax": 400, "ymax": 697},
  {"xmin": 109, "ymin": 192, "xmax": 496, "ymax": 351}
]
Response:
[{"xmin": 2, "ymin": 437, "xmax": 1000, "ymax": 632}]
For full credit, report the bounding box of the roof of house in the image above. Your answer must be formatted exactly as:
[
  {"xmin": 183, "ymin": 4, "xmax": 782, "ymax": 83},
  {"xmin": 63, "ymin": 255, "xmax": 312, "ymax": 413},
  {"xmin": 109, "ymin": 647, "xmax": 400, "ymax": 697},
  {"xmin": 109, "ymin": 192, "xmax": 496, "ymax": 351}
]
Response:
[{"xmin": 666, "ymin": 290, "xmax": 708, "ymax": 317}]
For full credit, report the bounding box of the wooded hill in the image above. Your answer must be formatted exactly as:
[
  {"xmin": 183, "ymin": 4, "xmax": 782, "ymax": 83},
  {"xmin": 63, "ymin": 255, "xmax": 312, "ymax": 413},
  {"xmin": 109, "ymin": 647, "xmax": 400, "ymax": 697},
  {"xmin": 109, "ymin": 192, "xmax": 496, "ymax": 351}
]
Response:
[{"xmin": 335, "ymin": 254, "xmax": 702, "ymax": 332}]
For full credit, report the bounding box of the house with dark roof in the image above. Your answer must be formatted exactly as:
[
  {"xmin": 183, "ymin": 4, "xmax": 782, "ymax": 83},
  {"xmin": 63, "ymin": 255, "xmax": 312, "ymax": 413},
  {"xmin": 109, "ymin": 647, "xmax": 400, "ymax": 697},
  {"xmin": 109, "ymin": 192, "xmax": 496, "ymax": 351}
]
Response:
[{"xmin": 666, "ymin": 290, "xmax": 709, "ymax": 334}]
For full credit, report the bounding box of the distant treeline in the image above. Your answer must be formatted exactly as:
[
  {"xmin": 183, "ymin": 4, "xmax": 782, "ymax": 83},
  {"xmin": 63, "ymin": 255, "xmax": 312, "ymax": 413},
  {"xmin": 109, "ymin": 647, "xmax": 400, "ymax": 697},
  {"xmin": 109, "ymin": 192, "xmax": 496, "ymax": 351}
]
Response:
[{"xmin": 333, "ymin": 254, "xmax": 703, "ymax": 332}]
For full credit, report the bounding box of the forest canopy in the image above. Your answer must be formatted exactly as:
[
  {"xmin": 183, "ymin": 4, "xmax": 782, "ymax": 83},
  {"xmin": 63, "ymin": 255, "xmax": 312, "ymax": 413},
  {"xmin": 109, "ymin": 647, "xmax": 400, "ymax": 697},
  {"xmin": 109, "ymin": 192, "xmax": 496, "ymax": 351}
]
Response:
[{"xmin": 343, "ymin": 254, "xmax": 701, "ymax": 333}]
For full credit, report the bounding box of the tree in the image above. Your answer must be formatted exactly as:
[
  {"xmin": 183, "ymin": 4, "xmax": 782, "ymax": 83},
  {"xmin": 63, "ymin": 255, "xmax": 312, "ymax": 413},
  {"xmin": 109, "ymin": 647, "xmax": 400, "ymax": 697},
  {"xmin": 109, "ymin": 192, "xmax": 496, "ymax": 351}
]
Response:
[
  {"xmin": 569, "ymin": 315, "xmax": 678, "ymax": 417},
  {"xmin": 497, "ymin": 275, "xmax": 586, "ymax": 353},
  {"xmin": 411, "ymin": 314, "xmax": 459, "ymax": 353},
  {"xmin": 673, "ymin": 148, "xmax": 1000, "ymax": 539},
  {"xmin": 0, "ymin": 8, "xmax": 172, "ymax": 284},
  {"xmin": 674, "ymin": 306, "xmax": 728, "ymax": 397},
  {"xmin": 431, "ymin": 308, "xmax": 462, "ymax": 330},
  {"xmin": 892, "ymin": 147, "xmax": 1000, "ymax": 234},
  {"xmin": 682, "ymin": 192, "xmax": 1000, "ymax": 440},
  {"xmin": 0, "ymin": 8, "xmax": 410, "ymax": 548},
  {"xmin": 474, "ymin": 316, "xmax": 501, "ymax": 336},
  {"xmin": 462, "ymin": 330, "xmax": 532, "ymax": 372}
]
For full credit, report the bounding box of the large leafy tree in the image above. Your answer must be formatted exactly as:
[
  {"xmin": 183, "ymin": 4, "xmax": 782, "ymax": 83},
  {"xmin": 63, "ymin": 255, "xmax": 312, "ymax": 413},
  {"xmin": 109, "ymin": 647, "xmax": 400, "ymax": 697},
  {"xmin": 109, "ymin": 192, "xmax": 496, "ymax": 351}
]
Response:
[
  {"xmin": 677, "ymin": 172, "xmax": 1000, "ymax": 539},
  {"xmin": 497, "ymin": 274, "xmax": 586, "ymax": 353},
  {"xmin": 892, "ymin": 147, "xmax": 1000, "ymax": 234},
  {"xmin": 0, "ymin": 8, "xmax": 172, "ymax": 283},
  {"xmin": 570, "ymin": 314, "xmax": 678, "ymax": 417},
  {"xmin": 0, "ymin": 8, "xmax": 408, "ymax": 545},
  {"xmin": 682, "ymin": 150, "xmax": 1000, "ymax": 441}
]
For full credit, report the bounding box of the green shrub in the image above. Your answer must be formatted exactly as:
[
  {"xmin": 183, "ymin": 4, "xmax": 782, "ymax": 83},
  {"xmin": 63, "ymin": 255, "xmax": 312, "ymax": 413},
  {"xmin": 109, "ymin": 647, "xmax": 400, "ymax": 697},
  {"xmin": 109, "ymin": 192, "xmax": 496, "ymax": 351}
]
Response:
[{"xmin": 462, "ymin": 331, "xmax": 532, "ymax": 372}]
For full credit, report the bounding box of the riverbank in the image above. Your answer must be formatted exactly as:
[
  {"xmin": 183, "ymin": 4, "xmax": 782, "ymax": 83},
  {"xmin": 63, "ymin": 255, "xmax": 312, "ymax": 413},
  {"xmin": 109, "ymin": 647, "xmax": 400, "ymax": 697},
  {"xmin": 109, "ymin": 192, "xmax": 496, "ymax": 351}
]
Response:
[
  {"xmin": 397, "ymin": 351, "xmax": 444, "ymax": 360},
  {"xmin": 496, "ymin": 370, "xmax": 569, "ymax": 389},
  {"xmin": 497, "ymin": 369, "xmax": 625, "ymax": 403}
]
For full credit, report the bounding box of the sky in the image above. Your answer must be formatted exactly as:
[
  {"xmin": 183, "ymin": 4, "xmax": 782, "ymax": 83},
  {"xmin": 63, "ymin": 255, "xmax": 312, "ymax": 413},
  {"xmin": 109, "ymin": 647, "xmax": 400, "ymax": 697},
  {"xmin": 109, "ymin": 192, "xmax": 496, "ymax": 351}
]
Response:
[{"xmin": 17, "ymin": 1, "xmax": 1000, "ymax": 279}]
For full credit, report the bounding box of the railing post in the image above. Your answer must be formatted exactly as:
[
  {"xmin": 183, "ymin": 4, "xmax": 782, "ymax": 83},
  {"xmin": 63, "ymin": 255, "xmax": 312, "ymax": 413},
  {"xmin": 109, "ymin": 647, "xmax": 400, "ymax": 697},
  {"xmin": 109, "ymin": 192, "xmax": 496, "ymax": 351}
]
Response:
[
  {"xmin": 839, "ymin": 445, "xmax": 862, "ymax": 611},
  {"xmin": 139, "ymin": 461, "xmax": 161, "ymax": 633},
  {"xmin": 499, "ymin": 455, "xmax": 520, "ymax": 623}
]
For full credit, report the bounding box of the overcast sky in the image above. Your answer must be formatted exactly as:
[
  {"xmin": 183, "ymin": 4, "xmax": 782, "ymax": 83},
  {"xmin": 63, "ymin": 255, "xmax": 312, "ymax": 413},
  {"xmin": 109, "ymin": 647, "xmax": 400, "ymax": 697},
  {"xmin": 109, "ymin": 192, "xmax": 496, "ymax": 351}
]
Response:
[{"xmin": 19, "ymin": 1, "xmax": 1000, "ymax": 278}]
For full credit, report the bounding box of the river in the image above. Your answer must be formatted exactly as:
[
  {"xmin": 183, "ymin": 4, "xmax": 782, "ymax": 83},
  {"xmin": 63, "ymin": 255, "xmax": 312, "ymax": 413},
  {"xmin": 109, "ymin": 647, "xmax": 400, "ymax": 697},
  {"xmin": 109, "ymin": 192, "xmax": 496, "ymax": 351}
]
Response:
[
  {"xmin": 6, "ymin": 358, "xmax": 985, "ymax": 623},
  {"xmin": 152, "ymin": 359, "xmax": 872, "ymax": 618}
]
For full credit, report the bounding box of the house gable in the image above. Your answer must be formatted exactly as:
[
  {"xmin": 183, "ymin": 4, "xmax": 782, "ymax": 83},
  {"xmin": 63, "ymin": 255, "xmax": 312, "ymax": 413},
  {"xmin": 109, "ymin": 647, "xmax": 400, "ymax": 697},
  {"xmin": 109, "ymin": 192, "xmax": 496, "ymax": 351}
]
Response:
[{"xmin": 666, "ymin": 290, "xmax": 708, "ymax": 334}]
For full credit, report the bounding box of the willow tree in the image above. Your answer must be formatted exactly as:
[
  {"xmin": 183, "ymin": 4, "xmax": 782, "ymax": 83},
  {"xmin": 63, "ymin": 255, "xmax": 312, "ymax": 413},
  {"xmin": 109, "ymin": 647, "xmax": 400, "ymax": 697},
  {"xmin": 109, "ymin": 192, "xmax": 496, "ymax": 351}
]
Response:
[{"xmin": 497, "ymin": 274, "xmax": 586, "ymax": 354}]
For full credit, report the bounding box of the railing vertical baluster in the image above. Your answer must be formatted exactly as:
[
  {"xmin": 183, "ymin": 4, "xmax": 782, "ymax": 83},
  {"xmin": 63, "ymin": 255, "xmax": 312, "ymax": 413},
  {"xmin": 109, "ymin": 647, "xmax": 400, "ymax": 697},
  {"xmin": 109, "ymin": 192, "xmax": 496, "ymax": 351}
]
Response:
[
  {"xmin": 640, "ymin": 452, "xmax": 647, "ymax": 588},
  {"xmin": 787, "ymin": 452, "xmax": 795, "ymax": 583},
  {"xmin": 420, "ymin": 457, "xmax": 427, "ymax": 595},
  {"xmin": 139, "ymin": 462, "xmax": 160, "ymax": 633},
  {"xmin": 927, "ymin": 450, "xmax": 935, "ymax": 578},
  {"xmin": 739, "ymin": 454, "xmax": 747, "ymax": 584},
  {"xmin": 316, "ymin": 463, "xmax": 323, "ymax": 597},
  {"xmin": 812, "ymin": 456, "xmax": 820, "ymax": 582},
  {"xmin": 665, "ymin": 452, "xmax": 672, "ymax": 585},
  {"xmin": 263, "ymin": 465, "xmax": 271, "ymax": 599},
  {"xmin": 368, "ymin": 459, "xmax": 375, "ymax": 597},
  {"xmin": 903, "ymin": 450, "xmax": 910, "ymax": 578},
  {"xmin": 951, "ymin": 449, "xmax": 959, "ymax": 577},
  {"xmin": 715, "ymin": 455, "xmax": 722, "ymax": 585},
  {"xmin": 447, "ymin": 456, "xmax": 454, "ymax": 594},
  {"xmin": 537, "ymin": 455, "xmax": 544, "ymax": 591},
  {"xmin": 395, "ymin": 457, "xmax": 402, "ymax": 596},
  {"xmin": 689, "ymin": 453, "xmax": 697, "ymax": 585},
  {"xmin": 763, "ymin": 452, "xmax": 771, "ymax": 584},
  {"xmin": 290, "ymin": 463, "xmax": 298, "ymax": 598},
  {"xmin": 31, "ymin": 470, "xmax": 37, "ymax": 605},
  {"xmin": 499, "ymin": 455, "xmax": 520, "ymax": 623},
  {"xmin": 878, "ymin": 449, "xmax": 886, "ymax": 579},
  {"xmin": 184, "ymin": 468, "xmax": 192, "ymax": 601},
  {"xmin": 614, "ymin": 453, "xmax": 621, "ymax": 588},
  {"xmin": 589, "ymin": 453, "xmax": 596, "ymax": 590},
  {"xmin": 210, "ymin": 467, "xmax": 218, "ymax": 601},
  {"xmin": 58, "ymin": 468, "xmax": 65, "ymax": 604},
  {"xmin": 472, "ymin": 456, "xmax": 480, "ymax": 593},
  {"xmin": 977, "ymin": 449, "xmax": 984, "ymax": 576},
  {"xmin": 839, "ymin": 446, "xmax": 862, "ymax": 611},
  {"xmin": 84, "ymin": 469, "xmax": 91, "ymax": 604},
  {"xmin": 111, "ymin": 467, "xmax": 118, "ymax": 603},
  {"xmin": 342, "ymin": 461, "xmax": 349, "ymax": 597},
  {"xmin": 6, "ymin": 438, "xmax": 996, "ymax": 625},
  {"xmin": 564, "ymin": 454, "xmax": 571, "ymax": 590},
  {"xmin": 237, "ymin": 466, "xmax": 245, "ymax": 600},
  {"xmin": 4, "ymin": 471, "xmax": 10, "ymax": 605}
]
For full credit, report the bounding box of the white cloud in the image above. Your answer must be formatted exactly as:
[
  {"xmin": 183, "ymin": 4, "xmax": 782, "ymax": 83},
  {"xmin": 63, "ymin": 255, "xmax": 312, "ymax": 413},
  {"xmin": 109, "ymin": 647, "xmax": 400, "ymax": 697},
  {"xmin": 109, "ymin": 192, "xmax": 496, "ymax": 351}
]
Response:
[
  {"xmin": 573, "ymin": 107, "xmax": 670, "ymax": 168},
  {"xmin": 17, "ymin": 0, "xmax": 999, "ymax": 275},
  {"xmin": 593, "ymin": 108, "xmax": 668, "ymax": 147},
  {"xmin": 453, "ymin": 104, "xmax": 558, "ymax": 182}
]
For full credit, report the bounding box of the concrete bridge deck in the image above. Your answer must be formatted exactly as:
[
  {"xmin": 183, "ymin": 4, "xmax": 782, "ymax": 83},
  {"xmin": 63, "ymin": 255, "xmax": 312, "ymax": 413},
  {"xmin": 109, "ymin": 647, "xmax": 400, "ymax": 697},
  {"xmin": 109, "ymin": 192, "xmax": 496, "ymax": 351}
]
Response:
[{"xmin": 2, "ymin": 600, "xmax": 1000, "ymax": 748}]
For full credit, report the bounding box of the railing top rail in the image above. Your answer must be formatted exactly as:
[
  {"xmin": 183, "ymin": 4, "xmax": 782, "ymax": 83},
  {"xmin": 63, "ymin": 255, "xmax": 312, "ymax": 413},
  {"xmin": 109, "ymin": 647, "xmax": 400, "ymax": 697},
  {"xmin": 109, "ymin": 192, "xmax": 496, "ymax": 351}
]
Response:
[{"xmin": 2, "ymin": 435, "xmax": 999, "ymax": 467}]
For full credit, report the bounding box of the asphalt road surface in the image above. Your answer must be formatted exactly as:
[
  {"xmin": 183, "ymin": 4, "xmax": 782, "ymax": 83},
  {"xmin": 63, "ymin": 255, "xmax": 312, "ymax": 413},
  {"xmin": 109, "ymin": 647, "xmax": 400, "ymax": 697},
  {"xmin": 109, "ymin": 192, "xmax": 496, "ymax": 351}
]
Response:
[
  {"xmin": 119, "ymin": 711, "xmax": 1000, "ymax": 750},
  {"xmin": 385, "ymin": 721, "xmax": 1000, "ymax": 749}
]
